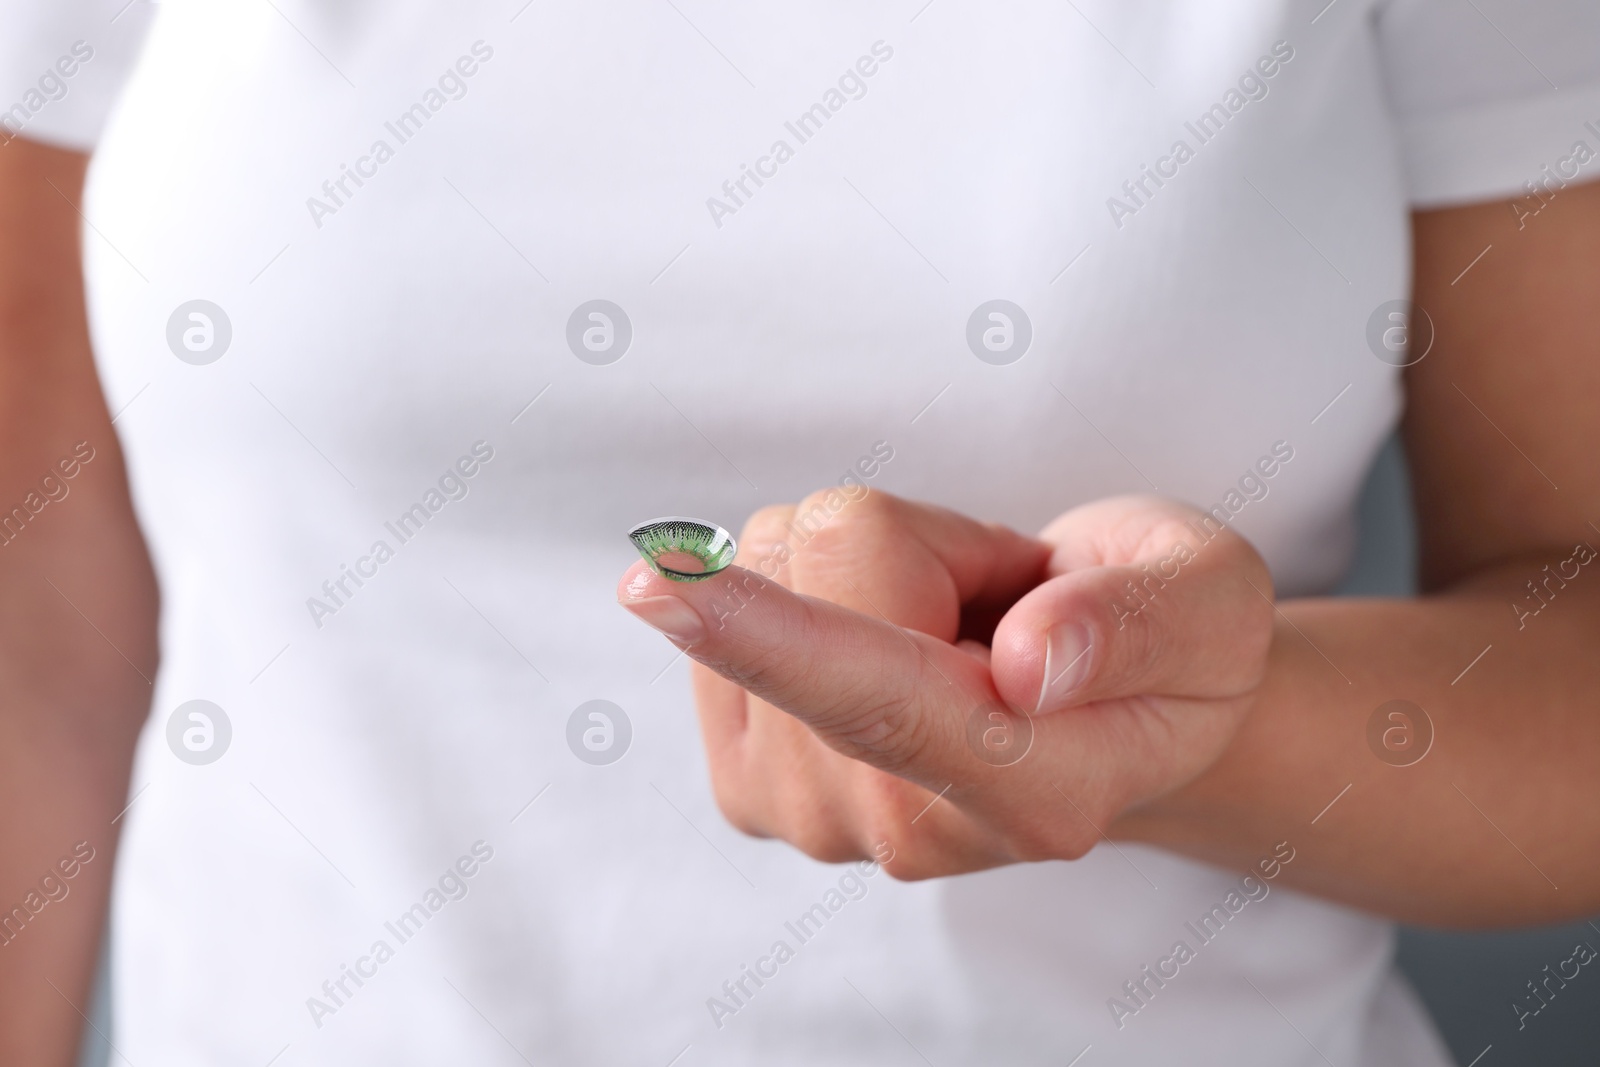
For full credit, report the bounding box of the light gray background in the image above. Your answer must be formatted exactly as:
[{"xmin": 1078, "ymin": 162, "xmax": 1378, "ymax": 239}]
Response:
[{"xmin": 78, "ymin": 436, "xmax": 1598, "ymax": 1066}]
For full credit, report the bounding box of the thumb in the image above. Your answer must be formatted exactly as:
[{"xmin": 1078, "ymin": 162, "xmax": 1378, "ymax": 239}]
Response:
[{"xmin": 988, "ymin": 545, "xmax": 1274, "ymax": 715}]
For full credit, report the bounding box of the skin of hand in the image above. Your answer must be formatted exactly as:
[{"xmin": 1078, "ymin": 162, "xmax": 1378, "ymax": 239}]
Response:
[
  {"xmin": 623, "ymin": 182, "xmax": 1600, "ymax": 926},
  {"xmin": 619, "ymin": 492, "xmax": 1274, "ymax": 880}
]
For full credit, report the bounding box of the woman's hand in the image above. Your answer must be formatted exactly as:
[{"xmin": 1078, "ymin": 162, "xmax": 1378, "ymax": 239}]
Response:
[{"xmin": 618, "ymin": 490, "xmax": 1274, "ymax": 879}]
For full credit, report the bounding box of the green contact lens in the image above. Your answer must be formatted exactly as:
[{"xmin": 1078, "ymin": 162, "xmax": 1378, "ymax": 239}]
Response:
[{"xmin": 628, "ymin": 517, "xmax": 737, "ymax": 582}]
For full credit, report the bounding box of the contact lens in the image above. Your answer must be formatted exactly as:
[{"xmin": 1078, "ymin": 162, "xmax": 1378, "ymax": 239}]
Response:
[{"xmin": 628, "ymin": 517, "xmax": 737, "ymax": 582}]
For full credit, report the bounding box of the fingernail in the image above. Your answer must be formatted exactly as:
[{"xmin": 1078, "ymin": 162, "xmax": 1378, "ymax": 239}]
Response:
[
  {"xmin": 1036, "ymin": 623, "xmax": 1092, "ymax": 713},
  {"xmin": 621, "ymin": 595, "xmax": 707, "ymax": 645}
]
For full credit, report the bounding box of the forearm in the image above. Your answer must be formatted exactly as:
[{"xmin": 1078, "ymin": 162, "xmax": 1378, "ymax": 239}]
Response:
[
  {"xmin": 0, "ymin": 137, "xmax": 158, "ymax": 1066},
  {"xmin": 1118, "ymin": 554, "xmax": 1600, "ymax": 928}
]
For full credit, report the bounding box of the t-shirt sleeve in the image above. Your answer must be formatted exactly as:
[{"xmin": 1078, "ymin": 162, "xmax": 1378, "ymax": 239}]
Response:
[
  {"xmin": 0, "ymin": 0, "xmax": 155, "ymax": 151},
  {"xmin": 1377, "ymin": 0, "xmax": 1600, "ymax": 208}
]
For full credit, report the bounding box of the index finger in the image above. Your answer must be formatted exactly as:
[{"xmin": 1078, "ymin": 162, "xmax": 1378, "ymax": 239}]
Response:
[{"xmin": 618, "ymin": 560, "xmax": 991, "ymax": 782}]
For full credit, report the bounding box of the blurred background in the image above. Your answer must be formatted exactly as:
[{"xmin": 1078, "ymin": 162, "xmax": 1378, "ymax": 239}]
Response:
[{"xmin": 74, "ymin": 434, "xmax": 1600, "ymax": 1067}]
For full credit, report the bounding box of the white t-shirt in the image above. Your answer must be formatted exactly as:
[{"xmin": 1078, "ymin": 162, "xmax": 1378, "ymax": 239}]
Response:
[{"xmin": 6, "ymin": 0, "xmax": 1600, "ymax": 1063}]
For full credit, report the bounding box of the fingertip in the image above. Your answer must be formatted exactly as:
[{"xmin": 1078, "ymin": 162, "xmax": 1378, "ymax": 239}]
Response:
[
  {"xmin": 1034, "ymin": 621, "xmax": 1094, "ymax": 714},
  {"xmin": 989, "ymin": 606, "xmax": 1051, "ymax": 716},
  {"xmin": 618, "ymin": 558, "xmax": 662, "ymax": 602},
  {"xmin": 618, "ymin": 560, "xmax": 764, "ymax": 605},
  {"xmin": 617, "ymin": 563, "xmax": 784, "ymax": 651},
  {"xmin": 617, "ymin": 561, "xmax": 743, "ymax": 647},
  {"xmin": 989, "ymin": 576, "xmax": 1104, "ymax": 716}
]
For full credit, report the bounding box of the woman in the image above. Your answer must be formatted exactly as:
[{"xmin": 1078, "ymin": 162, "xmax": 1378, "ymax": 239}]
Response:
[{"xmin": 2, "ymin": 0, "xmax": 1597, "ymax": 1063}]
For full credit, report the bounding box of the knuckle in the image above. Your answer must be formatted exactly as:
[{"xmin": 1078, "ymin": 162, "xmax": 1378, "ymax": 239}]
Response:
[
  {"xmin": 740, "ymin": 504, "xmax": 796, "ymax": 554},
  {"xmin": 794, "ymin": 489, "xmax": 849, "ymax": 535},
  {"xmin": 856, "ymin": 782, "xmax": 918, "ymax": 848},
  {"xmin": 977, "ymin": 782, "xmax": 1106, "ymax": 864},
  {"xmin": 867, "ymin": 829, "xmax": 937, "ymax": 882},
  {"xmin": 1057, "ymin": 794, "xmax": 1115, "ymax": 860},
  {"xmin": 1001, "ymin": 830, "xmax": 1056, "ymax": 864},
  {"xmin": 985, "ymin": 797, "xmax": 1074, "ymax": 862},
  {"xmin": 784, "ymin": 490, "xmax": 911, "ymax": 600},
  {"xmin": 708, "ymin": 781, "xmax": 767, "ymax": 840},
  {"xmin": 793, "ymin": 487, "xmax": 891, "ymax": 551},
  {"xmin": 743, "ymin": 502, "xmax": 794, "ymax": 531},
  {"xmin": 735, "ymin": 508, "xmax": 798, "ymax": 587},
  {"xmin": 1014, "ymin": 821, "xmax": 1095, "ymax": 863},
  {"xmin": 872, "ymin": 834, "xmax": 961, "ymax": 882},
  {"xmin": 840, "ymin": 486, "xmax": 896, "ymax": 524},
  {"xmin": 785, "ymin": 816, "xmax": 860, "ymax": 865},
  {"xmin": 879, "ymin": 853, "xmax": 934, "ymax": 882}
]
